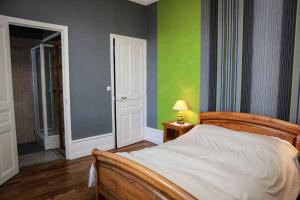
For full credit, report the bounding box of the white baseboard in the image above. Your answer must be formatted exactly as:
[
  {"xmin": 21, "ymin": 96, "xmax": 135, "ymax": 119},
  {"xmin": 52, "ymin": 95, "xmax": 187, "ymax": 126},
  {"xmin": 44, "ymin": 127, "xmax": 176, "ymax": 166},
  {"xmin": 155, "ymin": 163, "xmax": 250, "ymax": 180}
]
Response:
[
  {"xmin": 68, "ymin": 127, "xmax": 163, "ymax": 160},
  {"xmin": 69, "ymin": 133, "xmax": 115, "ymax": 160},
  {"xmin": 144, "ymin": 127, "xmax": 163, "ymax": 144}
]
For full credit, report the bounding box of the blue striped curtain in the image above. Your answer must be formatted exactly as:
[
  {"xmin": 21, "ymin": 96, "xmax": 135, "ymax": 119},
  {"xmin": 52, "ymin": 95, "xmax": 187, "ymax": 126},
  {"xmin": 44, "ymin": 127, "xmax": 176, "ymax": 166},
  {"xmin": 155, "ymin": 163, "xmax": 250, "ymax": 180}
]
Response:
[
  {"xmin": 201, "ymin": 0, "xmax": 300, "ymax": 123},
  {"xmin": 290, "ymin": 1, "xmax": 300, "ymax": 124},
  {"xmin": 216, "ymin": 0, "xmax": 243, "ymax": 112}
]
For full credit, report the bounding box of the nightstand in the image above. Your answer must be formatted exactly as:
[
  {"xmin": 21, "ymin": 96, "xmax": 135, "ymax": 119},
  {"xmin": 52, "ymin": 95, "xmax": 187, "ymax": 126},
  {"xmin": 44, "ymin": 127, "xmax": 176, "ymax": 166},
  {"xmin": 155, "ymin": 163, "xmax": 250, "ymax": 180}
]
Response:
[{"xmin": 162, "ymin": 122, "xmax": 195, "ymax": 142}]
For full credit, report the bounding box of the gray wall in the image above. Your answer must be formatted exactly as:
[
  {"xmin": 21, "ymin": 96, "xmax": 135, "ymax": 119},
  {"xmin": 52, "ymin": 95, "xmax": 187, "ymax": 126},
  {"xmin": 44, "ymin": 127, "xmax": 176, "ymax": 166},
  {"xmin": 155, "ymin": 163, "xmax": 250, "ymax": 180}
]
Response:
[
  {"xmin": 146, "ymin": 3, "xmax": 157, "ymax": 128},
  {"xmin": 0, "ymin": 0, "xmax": 148, "ymax": 139}
]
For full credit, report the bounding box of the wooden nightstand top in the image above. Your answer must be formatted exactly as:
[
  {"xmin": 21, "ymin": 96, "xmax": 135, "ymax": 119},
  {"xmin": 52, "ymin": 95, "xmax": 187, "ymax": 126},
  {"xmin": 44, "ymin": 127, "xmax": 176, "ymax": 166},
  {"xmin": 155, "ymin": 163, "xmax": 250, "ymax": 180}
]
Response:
[
  {"xmin": 162, "ymin": 122, "xmax": 195, "ymax": 142},
  {"xmin": 162, "ymin": 121, "xmax": 195, "ymax": 131}
]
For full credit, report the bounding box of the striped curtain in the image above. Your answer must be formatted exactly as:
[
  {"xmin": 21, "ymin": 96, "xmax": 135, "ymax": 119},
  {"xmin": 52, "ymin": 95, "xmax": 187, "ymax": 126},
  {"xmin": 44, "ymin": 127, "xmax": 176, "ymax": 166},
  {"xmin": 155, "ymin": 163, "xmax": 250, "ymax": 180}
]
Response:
[
  {"xmin": 216, "ymin": 0, "xmax": 243, "ymax": 112},
  {"xmin": 201, "ymin": 0, "xmax": 300, "ymax": 123},
  {"xmin": 290, "ymin": 0, "xmax": 300, "ymax": 124},
  {"xmin": 200, "ymin": 0, "xmax": 218, "ymax": 112}
]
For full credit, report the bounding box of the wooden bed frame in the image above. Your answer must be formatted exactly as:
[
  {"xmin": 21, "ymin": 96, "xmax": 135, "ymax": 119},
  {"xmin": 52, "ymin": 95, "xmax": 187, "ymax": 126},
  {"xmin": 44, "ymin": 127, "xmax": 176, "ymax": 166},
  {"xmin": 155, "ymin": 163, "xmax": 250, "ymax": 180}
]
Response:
[{"xmin": 92, "ymin": 112, "xmax": 300, "ymax": 200}]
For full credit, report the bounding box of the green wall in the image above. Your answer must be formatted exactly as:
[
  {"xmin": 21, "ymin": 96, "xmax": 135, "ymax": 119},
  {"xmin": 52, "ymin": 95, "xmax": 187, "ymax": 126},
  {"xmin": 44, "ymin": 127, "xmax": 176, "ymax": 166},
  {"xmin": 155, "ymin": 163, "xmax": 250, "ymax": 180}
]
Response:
[{"xmin": 157, "ymin": 0, "xmax": 201, "ymax": 129}]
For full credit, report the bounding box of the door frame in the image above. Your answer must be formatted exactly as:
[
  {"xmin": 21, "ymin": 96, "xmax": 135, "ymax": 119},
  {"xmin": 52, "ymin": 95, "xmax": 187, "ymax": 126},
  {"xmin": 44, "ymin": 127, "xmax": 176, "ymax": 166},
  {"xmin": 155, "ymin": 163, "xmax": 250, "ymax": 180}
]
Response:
[
  {"xmin": 109, "ymin": 34, "xmax": 147, "ymax": 148},
  {"xmin": 3, "ymin": 15, "xmax": 73, "ymax": 159}
]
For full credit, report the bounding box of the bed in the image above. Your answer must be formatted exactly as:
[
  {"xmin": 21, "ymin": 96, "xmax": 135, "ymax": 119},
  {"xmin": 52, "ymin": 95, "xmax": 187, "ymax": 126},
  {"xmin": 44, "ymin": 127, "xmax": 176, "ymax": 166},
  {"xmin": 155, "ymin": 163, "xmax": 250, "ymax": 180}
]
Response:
[{"xmin": 92, "ymin": 112, "xmax": 300, "ymax": 200}]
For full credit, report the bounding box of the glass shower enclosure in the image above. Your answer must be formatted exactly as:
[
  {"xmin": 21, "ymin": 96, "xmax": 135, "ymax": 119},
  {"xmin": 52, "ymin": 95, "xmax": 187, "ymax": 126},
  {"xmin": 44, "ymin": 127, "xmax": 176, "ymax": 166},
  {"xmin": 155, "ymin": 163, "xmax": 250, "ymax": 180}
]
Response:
[{"xmin": 31, "ymin": 44, "xmax": 59, "ymax": 150}]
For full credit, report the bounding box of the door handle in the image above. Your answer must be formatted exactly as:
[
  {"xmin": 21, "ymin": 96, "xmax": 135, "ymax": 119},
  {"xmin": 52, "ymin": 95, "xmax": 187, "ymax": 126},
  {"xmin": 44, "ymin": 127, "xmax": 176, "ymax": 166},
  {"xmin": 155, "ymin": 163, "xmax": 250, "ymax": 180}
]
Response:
[{"xmin": 121, "ymin": 96, "xmax": 127, "ymax": 100}]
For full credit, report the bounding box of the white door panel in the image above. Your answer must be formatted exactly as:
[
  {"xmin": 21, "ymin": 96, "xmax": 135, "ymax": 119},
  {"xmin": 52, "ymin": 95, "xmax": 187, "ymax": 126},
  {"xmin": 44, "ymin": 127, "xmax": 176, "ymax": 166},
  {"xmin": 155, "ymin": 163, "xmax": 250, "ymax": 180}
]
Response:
[
  {"xmin": 114, "ymin": 36, "xmax": 146, "ymax": 148},
  {"xmin": 0, "ymin": 16, "xmax": 19, "ymax": 185}
]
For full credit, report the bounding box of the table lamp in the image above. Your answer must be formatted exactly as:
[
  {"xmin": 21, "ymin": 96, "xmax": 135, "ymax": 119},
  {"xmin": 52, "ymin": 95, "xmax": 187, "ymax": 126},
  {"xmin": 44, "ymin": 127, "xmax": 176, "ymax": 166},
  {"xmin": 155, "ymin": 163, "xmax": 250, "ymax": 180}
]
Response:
[{"xmin": 172, "ymin": 100, "xmax": 189, "ymax": 124}]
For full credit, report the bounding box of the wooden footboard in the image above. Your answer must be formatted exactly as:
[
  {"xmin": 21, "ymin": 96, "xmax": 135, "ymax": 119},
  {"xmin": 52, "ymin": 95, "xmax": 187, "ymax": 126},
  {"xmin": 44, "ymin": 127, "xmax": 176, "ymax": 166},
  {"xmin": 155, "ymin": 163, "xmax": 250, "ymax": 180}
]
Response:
[{"xmin": 92, "ymin": 149, "xmax": 196, "ymax": 200}]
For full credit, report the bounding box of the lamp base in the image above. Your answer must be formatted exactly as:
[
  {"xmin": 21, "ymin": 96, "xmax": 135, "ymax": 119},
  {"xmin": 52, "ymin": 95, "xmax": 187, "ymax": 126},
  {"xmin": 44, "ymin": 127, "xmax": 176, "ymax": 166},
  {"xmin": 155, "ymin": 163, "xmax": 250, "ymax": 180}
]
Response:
[
  {"xmin": 176, "ymin": 111, "xmax": 184, "ymax": 124},
  {"xmin": 176, "ymin": 121, "xmax": 184, "ymax": 124}
]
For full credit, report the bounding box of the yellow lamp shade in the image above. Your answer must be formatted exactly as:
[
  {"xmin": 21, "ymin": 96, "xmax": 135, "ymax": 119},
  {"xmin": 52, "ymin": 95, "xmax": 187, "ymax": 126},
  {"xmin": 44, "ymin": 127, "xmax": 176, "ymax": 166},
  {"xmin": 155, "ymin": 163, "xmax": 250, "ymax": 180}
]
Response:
[{"xmin": 172, "ymin": 100, "xmax": 189, "ymax": 111}]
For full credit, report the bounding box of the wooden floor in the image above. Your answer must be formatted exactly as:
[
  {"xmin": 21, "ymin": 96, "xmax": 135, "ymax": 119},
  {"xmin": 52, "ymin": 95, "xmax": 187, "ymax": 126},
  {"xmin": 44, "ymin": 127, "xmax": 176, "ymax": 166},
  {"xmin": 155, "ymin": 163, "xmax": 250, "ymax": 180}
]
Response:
[{"xmin": 0, "ymin": 141, "xmax": 155, "ymax": 200}]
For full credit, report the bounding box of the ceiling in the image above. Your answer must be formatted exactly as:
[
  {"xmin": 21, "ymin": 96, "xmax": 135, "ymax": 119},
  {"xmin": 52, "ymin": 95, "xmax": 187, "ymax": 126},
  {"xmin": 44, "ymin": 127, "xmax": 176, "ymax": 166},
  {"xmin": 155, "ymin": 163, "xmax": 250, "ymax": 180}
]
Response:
[{"xmin": 128, "ymin": 0, "xmax": 158, "ymax": 6}]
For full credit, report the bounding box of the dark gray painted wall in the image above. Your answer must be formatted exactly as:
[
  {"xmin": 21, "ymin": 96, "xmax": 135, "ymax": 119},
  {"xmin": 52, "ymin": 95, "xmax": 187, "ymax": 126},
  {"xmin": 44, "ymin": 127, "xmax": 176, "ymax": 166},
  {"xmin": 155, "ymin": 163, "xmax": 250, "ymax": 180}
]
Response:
[
  {"xmin": 0, "ymin": 0, "xmax": 148, "ymax": 139},
  {"xmin": 145, "ymin": 3, "xmax": 157, "ymax": 128}
]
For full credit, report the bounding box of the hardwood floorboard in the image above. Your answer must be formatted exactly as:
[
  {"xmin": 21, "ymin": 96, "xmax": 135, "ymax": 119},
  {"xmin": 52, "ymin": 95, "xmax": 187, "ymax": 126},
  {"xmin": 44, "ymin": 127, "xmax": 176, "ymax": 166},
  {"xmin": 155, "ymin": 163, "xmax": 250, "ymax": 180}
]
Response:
[{"xmin": 0, "ymin": 141, "xmax": 156, "ymax": 200}]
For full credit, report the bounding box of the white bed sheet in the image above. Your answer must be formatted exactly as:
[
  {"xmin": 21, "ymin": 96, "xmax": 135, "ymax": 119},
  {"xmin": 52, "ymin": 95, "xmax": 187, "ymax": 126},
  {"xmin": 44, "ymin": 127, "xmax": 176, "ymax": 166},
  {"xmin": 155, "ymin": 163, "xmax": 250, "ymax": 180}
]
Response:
[{"xmin": 119, "ymin": 125, "xmax": 300, "ymax": 200}]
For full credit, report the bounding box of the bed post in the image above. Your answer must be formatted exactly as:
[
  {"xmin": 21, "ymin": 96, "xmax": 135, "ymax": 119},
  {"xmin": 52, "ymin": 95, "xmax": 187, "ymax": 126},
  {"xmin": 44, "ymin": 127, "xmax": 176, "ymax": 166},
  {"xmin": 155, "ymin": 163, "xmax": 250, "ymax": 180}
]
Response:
[{"xmin": 198, "ymin": 112, "xmax": 202, "ymax": 124}]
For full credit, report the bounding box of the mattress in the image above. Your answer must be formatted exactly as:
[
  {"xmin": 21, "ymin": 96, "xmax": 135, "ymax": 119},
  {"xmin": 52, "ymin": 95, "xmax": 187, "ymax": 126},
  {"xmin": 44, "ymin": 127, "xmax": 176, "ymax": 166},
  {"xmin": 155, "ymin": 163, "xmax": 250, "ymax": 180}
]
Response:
[{"xmin": 119, "ymin": 124, "xmax": 300, "ymax": 200}]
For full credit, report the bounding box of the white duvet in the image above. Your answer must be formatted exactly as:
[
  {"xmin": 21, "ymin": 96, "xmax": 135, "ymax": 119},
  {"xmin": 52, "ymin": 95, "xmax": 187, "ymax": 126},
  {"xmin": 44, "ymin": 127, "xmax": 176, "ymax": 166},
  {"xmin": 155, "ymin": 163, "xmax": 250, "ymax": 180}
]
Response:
[{"xmin": 119, "ymin": 125, "xmax": 300, "ymax": 200}]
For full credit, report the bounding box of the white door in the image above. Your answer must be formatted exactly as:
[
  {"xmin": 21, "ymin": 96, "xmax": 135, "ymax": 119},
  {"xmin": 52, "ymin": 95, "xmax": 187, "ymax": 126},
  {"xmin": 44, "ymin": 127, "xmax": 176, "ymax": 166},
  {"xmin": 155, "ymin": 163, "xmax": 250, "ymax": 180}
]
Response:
[
  {"xmin": 0, "ymin": 16, "xmax": 19, "ymax": 185},
  {"xmin": 113, "ymin": 35, "xmax": 146, "ymax": 148}
]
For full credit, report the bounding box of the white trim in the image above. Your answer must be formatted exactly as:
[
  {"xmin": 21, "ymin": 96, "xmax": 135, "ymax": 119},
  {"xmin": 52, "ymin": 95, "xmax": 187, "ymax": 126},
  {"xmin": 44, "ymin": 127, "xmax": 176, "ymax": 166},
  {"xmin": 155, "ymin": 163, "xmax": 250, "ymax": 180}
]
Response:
[
  {"xmin": 144, "ymin": 127, "xmax": 163, "ymax": 144},
  {"xmin": 3, "ymin": 15, "xmax": 73, "ymax": 159},
  {"xmin": 6, "ymin": 16, "xmax": 67, "ymax": 31},
  {"xmin": 70, "ymin": 133, "xmax": 114, "ymax": 159}
]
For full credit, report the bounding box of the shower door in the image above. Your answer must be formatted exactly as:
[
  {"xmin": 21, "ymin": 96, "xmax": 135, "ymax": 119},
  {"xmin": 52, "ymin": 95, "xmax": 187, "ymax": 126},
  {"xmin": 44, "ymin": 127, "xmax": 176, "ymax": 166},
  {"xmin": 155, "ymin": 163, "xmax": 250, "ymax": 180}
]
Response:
[{"xmin": 31, "ymin": 44, "xmax": 59, "ymax": 150}]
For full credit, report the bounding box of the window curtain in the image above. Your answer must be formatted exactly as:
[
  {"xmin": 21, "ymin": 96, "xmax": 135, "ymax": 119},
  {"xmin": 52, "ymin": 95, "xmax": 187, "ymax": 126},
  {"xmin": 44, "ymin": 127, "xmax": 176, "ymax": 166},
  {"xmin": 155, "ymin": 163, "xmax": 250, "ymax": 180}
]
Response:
[
  {"xmin": 290, "ymin": 1, "xmax": 300, "ymax": 124},
  {"xmin": 216, "ymin": 0, "xmax": 243, "ymax": 112},
  {"xmin": 201, "ymin": 0, "xmax": 299, "ymax": 123}
]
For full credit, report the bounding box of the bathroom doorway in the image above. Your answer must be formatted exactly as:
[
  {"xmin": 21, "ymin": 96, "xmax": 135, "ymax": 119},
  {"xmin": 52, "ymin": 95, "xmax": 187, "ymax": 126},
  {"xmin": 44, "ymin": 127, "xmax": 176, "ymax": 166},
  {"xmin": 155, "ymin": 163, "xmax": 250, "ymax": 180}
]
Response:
[
  {"xmin": 9, "ymin": 25, "xmax": 65, "ymax": 167},
  {"xmin": 0, "ymin": 16, "xmax": 71, "ymax": 184}
]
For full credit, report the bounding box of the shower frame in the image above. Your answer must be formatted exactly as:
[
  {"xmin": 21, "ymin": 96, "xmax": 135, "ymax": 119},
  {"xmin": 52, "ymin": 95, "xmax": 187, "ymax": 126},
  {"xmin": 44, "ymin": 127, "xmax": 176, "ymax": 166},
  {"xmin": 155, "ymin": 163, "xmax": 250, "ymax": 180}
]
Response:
[{"xmin": 31, "ymin": 44, "xmax": 59, "ymax": 150}]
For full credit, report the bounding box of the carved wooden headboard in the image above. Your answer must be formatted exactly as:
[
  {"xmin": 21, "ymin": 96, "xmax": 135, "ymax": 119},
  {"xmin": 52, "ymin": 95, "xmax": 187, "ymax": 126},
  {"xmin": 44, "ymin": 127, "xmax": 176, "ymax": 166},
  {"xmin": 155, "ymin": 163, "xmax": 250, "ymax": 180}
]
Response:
[{"xmin": 199, "ymin": 112, "xmax": 300, "ymax": 151}]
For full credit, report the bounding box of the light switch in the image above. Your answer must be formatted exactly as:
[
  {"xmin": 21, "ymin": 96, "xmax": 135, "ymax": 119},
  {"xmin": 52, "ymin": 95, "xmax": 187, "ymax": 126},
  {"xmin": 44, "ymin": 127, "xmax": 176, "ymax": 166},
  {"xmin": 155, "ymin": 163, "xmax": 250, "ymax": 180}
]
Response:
[{"xmin": 106, "ymin": 86, "xmax": 111, "ymax": 91}]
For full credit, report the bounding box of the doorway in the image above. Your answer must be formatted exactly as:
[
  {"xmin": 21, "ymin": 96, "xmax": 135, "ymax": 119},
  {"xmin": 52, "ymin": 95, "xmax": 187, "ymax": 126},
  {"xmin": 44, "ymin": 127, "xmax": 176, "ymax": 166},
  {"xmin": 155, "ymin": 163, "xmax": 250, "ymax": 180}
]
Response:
[
  {"xmin": 0, "ymin": 15, "xmax": 72, "ymax": 185},
  {"xmin": 110, "ymin": 34, "xmax": 147, "ymax": 148},
  {"xmin": 9, "ymin": 25, "xmax": 65, "ymax": 167}
]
